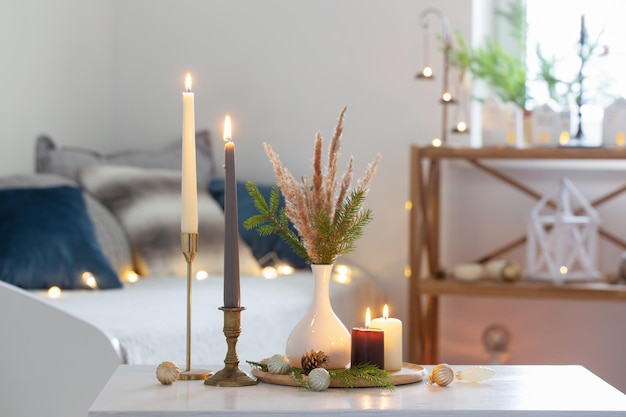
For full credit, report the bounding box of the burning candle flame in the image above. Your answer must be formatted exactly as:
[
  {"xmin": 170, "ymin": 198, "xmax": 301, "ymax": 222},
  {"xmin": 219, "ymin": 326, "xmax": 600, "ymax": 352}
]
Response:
[
  {"xmin": 223, "ymin": 115, "xmax": 232, "ymax": 142},
  {"xmin": 365, "ymin": 307, "xmax": 371, "ymax": 328},
  {"xmin": 185, "ymin": 73, "xmax": 192, "ymax": 92},
  {"xmin": 383, "ymin": 304, "xmax": 389, "ymax": 320}
]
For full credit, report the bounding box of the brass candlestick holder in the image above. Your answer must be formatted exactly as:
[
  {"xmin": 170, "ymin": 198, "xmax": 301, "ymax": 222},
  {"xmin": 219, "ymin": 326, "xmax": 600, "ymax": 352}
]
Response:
[
  {"xmin": 204, "ymin": 306, "xmax": 257, "ymax": 387},
  {"xmin": 179, "ymin": 232, "xmax": 212, "ymax": 381}
]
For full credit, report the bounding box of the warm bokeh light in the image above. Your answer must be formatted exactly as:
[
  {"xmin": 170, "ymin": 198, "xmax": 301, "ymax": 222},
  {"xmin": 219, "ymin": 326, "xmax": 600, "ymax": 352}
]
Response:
[
  {"xmin": 421, "ymin": 66, "xmax": 433, "ymax": 78},
  {"xmin": 441, "ymin": 91, "xmax": 452, "ymax": 102},
  {"xmin": 456, "ymin": 121, "xmax": 467, "ymax": 132},
  {"xmin": 617, "ymin": 132, "xmax": 625, "ymax": 147},
  {"xmin": 262, "ymin": 266, "xmax": 279, "ymax": 279},
  {"xmin": 432, "ymin": 138, "xmax": 442, "ymax": 147},
  {"xmin": 333, "ymin": 264, "xmax": 352, "ymax": 284},
  {"xmin": 404, "ymin": 266, "xmax": 411, "ymax": 278},
  {"xmin": 559, "ymin": 130, "xmax": 570, "ymax": 146},
  {"xmin": 560, "ymin": 266, "xmax": 568, "ymax": 274},
  {"xmin": 405, "ymin": 201, "xmax": 412, "ymax": 211},
  {"xmin": 126, "ymin": 271, "xmax": 139, "ymax": 283},
  {"xmin": 82, "ymin": 271, "xmax": 97, "ymax": 289},
  {"xmin": 48, "ymin": 286, "xmax": 61, "ymax": 298},
  {"xmin": 507, "ymin": 133, "xmax": 516, "ymax": 144},
  {"xmin": 196, "ymin": 270, "xmax": 209, "ymax": 280},
  {"xmin": 276, "ymin": 264, "xmax": 294, "ymax": 275}
]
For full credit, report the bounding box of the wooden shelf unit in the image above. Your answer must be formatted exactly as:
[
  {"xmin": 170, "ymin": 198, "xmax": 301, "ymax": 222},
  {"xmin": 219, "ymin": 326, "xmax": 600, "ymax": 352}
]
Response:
[{"xmin": 408, "ymin": 145, "xmax": 626, "ymax": 365}]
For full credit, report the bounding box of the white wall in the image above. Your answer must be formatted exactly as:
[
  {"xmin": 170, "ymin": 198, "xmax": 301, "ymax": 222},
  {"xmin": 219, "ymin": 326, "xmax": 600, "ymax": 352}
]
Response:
[
  {"xmin": 0, "ymin": 0, "xmax": 115, "ymax": 172},
  {"xmin": 2, "ymin": 0, "xmax": 625, "ymax": 393}
]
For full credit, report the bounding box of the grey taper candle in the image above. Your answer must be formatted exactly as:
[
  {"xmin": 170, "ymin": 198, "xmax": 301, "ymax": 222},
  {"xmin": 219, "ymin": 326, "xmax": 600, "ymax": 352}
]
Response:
[{"xmin": 223, "ymin": 116, "xmax": 240, "ymax": 308}]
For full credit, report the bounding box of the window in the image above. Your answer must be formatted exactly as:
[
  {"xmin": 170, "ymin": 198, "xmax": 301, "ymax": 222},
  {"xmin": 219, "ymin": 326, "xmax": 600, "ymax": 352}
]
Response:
[{"xmin": 525, "ymin": 0, "xmax": 626, "ymax": 110}]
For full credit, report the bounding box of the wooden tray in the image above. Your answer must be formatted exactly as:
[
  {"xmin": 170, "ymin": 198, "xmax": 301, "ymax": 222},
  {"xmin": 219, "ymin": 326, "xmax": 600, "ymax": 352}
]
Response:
[{"xmin": 251, "ymin": 362, "xmax": 427, "ymax": 388}]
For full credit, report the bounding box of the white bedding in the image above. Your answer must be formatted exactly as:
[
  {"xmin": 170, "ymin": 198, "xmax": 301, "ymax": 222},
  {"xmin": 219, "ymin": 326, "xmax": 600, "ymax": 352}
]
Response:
[{"xmin": 32, "ymin": 271, "xmax": 380, "ymax": 367}]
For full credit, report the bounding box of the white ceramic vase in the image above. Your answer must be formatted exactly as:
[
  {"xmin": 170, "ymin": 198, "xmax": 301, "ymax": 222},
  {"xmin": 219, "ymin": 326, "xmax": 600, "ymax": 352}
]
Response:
[{"xmin": 285, "ymin": 264, "xmax": 351, "ymax": 370}]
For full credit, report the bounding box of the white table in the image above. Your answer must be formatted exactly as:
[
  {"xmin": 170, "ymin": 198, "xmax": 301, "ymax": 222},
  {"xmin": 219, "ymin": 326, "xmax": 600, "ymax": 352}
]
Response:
[{"xmin": 89, "ymin": 365, "xmax": 626, "ymax": 416}]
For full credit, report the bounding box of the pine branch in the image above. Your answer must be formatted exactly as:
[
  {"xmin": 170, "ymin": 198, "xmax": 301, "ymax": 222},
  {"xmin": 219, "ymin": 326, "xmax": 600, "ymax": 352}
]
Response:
[
  {"xmin": 243, "ymin": 182, "xmax": 311, "ymax": 263},
  {"xmin": 329, "ymin": 364, "xmax": 395, "ymax": 390},
  {"xmin": 246, "ymin": 360, "xmax": 268, "ymax": 372}
]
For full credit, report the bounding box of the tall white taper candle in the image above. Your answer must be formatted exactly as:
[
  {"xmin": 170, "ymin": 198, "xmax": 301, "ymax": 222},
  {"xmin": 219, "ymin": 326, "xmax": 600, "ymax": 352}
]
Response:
[{"xmin": 181, "ymin": 73, "xmax": 198, "ymax": 233}]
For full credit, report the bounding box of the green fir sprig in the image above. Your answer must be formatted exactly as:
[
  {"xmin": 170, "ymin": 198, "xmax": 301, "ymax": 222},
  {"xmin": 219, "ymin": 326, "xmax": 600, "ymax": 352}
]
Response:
[
  {"xmin": 243, "ymin": 184, "xmax": 310, "ymax": 262},
  {"xmin": 328, "ymin": 363, "xmax": 395, "ymax": 390},
  {"xmin": 244, "ymin": 185, "xmax": 373, "ymax": 265}
]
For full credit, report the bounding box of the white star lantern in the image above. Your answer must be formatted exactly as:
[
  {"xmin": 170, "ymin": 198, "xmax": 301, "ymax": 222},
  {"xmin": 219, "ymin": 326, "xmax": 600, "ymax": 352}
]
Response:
[{"xmin": 526, "ymin": 177, "xmax": 601, "ymax": 284}]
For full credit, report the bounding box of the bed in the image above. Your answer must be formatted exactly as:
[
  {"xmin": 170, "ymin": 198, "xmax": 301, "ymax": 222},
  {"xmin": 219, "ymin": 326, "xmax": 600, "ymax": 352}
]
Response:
[{"xmin": 0, "ymin": 133, "xmax": 383, "ymax": 417}]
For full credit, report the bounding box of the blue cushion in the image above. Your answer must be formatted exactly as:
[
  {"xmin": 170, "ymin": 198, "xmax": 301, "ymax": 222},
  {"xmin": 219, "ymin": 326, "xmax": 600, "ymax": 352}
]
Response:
[
  {"xmin": 0, "ymin": 186, "xmax": 122, "ymax": 290},
  {"xmin": 208, "ymin": 179, "xmax": 308, "ymax": 269}
]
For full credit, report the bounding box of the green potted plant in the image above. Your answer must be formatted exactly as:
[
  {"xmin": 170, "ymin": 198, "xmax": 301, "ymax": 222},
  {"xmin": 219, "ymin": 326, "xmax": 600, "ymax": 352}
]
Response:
[{"xmin": 449, "ymin": 0, "xmax": 528, "ymax": 110}]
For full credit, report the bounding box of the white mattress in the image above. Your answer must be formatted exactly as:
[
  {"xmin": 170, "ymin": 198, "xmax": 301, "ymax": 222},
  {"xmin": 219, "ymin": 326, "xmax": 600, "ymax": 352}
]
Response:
[{"xmin": 33, "ymin": 272, "xmax": 381, "ymax": 367}]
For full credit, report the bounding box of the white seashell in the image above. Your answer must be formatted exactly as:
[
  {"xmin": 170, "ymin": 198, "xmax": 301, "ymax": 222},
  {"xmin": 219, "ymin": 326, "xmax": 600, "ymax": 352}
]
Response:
[
  {"xmin": 307, "ymin": 368, "xmax": 331, "ymax": 391},
  {"xmin": 453, "ymin": 263, "xmax": 484, "ymax": 281},
  {"xmin": 156, "ymin": 361, "xmax": 180, "ymax": 385},
  {"xmin": 427, "ymin": 363, "xmax": 454, "ymax": 387},
  {"xmin": 267, "ymin": 354, "xmax": 291, "ymax": 374},
  {"xmin": 455, "ymin": 366, "xmax": 495, "ymax": 383}
]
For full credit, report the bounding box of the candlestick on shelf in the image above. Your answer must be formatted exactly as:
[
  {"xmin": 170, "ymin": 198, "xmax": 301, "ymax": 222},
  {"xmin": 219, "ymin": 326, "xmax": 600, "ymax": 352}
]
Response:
[
  {"xmin": 370, "ymin": 304, "xmax": 403, "ymax": 371},
  {"xmin": 223, "ymin": 115, "xmax": 240, "ymax": 308},
  {"xmin": 351, "ymin": 307, "xmax": 384, "ymax": 369},
  {"xmin": 179, "ymin": 74, "xmax": 209, "ymax": 381}
]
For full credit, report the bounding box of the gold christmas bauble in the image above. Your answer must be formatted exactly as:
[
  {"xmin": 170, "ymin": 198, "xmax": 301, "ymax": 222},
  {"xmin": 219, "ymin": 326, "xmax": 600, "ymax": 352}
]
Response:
[
  {"xmin": 156, "ymin": 361, "xmax": 180, "ymax": 385},
  {"xmin": 428, "ymin": 363, "xmax": 454, "ymax": 387}
]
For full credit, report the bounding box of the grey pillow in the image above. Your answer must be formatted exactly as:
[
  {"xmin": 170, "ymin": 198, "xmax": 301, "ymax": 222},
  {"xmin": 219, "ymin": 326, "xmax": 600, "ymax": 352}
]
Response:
[
  {"xmin": 78, "ymin": 165, "xmax": 261, "ymax": 277},
  {"xmin": 0, "ymin": 174, "xmax": 133, "ymax": 278},
  {"xmin": 35, "ymin": 130, "xmax": 216, "ymax": 186}
]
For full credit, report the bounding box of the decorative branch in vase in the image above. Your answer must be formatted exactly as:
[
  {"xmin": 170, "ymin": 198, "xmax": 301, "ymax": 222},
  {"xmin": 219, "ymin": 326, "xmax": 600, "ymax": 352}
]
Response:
[
  {"xmin": 244, "ymin": 106, "xmax": 380, "ymax": 264},
  {"xmin": 244, "ymin": 106, "xmax": 381, "ymax": 369}
]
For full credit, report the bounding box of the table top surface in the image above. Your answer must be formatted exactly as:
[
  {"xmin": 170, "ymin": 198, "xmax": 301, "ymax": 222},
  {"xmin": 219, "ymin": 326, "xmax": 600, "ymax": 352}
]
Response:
[{"xmin": 89, "ymin": 364, "xmax": 626, "ymax": 417}]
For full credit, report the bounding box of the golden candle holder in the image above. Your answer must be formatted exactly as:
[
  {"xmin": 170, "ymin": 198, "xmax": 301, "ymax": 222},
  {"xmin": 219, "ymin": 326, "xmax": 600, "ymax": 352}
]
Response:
[
  {"xmin": 204, "ymin": 306, "xmax": 258, "ymax": 387},
  {"xmin": 179, "ymin": 232, "xmax": 212, "ymax": 381}
]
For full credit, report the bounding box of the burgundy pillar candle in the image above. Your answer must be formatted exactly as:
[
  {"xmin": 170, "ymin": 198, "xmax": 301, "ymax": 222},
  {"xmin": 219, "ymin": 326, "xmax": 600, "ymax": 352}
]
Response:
[{"xmin": 350, "ymin": 308, "xmax": 384, "ymax": 369}]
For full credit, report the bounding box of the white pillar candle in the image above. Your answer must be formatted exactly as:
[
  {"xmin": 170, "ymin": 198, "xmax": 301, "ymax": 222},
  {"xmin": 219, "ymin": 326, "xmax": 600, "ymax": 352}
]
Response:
[
  {"xmin": 370, "ymin": 304, "xmax": 403, "ymax": 371},
  {"xmin": 181, "ymin": 73, "xmax": 198, "ymax": 233}
]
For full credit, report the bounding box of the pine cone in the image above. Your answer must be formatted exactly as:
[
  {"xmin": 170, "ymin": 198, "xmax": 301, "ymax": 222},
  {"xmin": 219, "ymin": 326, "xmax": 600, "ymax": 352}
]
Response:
[{"xmin": 301, "ymin": 349, "xmax": 329, "ymax": 371}]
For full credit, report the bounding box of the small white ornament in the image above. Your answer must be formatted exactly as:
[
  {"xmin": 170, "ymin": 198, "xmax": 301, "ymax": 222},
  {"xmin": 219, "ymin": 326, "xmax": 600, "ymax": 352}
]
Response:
[
  {"xmin": 502, "ymin": 263, "xmax": 522, "ymax": 282},
  {"xmin": 485, "ymin": 259, "xmax": 507, "ymax": 279},
  {"xmin": 427, "ymin": 363, "xmax": 454, "ymax": 387},
  {"xmin": 455, "ymin": 366, "xmax": 495, "ymax": 383},
  {"xmin": 156, "ymin": 361, "xmax": 180, "ymax": 385},
  {"xmin": 307, "ymin": 368, "xmax": 331, "ymax": 391},
  {"xmin": 453, "ymin": 263, "xmax": 484, "ymax": 281},
  {"xmin": 267, "ymin": 354, "xmax": 291, "ymax": 374}
]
